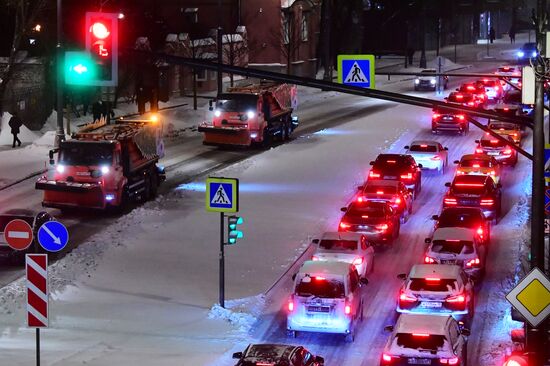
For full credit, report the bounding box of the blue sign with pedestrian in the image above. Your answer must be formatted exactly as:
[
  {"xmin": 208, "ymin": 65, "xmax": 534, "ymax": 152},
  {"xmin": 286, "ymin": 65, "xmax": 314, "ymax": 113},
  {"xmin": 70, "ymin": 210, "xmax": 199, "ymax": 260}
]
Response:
[
  {"xmin": 206, "ymin": 177, "xmax": 239, "ymax": 213},
  {"xmin": 38, "ymin": 221, "xmax": 69, "ymax": 252},
  {"xmin": 337, "ymin": 55, "xmax": 376, "ymax": 89}
]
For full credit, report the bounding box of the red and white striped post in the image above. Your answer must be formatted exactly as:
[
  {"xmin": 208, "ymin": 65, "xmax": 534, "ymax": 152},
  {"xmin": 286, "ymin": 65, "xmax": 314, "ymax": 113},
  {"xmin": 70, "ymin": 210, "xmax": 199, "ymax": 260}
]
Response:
[{"xmin": 26, "ymin": 254, "xmax": 48, "ymax": 366}]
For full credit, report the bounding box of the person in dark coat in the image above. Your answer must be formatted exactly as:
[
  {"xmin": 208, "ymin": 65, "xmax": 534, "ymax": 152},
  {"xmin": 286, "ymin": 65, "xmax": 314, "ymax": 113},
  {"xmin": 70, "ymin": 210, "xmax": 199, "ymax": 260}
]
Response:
[
  {"xmin": 92, "ymin": 100, "xmax": 103, "ymax": 122},
  {"xmin": 509, "ymin": 25, "xmax": 516, "ymax": 43},
  {"xmin": 489, "ymin": 27, "xmax": 496, "ymax": 44},
  {"xmin": 8, "ymin": 113, "xmax": 22, "ymax": 148}
]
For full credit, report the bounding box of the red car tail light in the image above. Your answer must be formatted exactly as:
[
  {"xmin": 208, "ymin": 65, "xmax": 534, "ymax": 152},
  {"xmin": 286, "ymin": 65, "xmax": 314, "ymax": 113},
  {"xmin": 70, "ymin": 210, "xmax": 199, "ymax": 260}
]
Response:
[
  {"xmin": 288, "ymin": 298, "xmax": 294, "ymax": 312},
  {"xmin": 457, "ymin": 114, "xmax": 465, "ymax": 120},
  {"xmin": 444, "ymin": 198, "xmax": 457, "ymax": 205},
  {"xmin": 446, "ymin": 294, "xmax": 466, "ymax": 303},
  {"xmin": 480, "ymin": 199, "xmax": 494, "ymax": 206},
  {"xmin": 424, "ymin": 256, "xmax": 436, "ymax": 263},
  {"xmin": 489, "ymin": 170, "xmax": 496, "ymax": 176},
  {"xmin": 393, "ymin": 196, "xmax": 402, "ymax": 204},
  {"xmin": 477, "ymin": 227, "xmax": 484, "ymax": 236},
  {"xmin": 432, "ymin": 113, "xmax": 441, "ymax": 119},
  {"xmin": 503, "ymin": 148, "xmax": 513, "ymax": 155},
  {"xmin": 468, "ymin": 101, "xmax": 475, "ymax": 106},
  {"xmin": 475, "ymin": 148, "xmax": 483, "ymax": 154},
  {"xmin": 400, "ymin": 173, "xmax": 413, "ymax": 180},
  {"xmin": 340, "ymin": 222, "xmax": 351, "ymax": 230},
  {"xmin": 369, "ymin": 171, "xmax": 381, "ymax": 178},
  {"xmin": 352, "ymin": 257, "xmax": 364, "ymax": 266},
  {"xmin": 357, "ymin": 196, "xmax": 364, "ymax": 203},
  {"xmin": 399, "ymin": 292, "xmax": 417, "ymax": 302},
  {"xmin": 440, "ymin": 357, "xmax": 459, "ymax": 365},
  {"xmin": 312, "ymin": 255, "xmax": 320, "ymax": 261},
  {"xmin": 382, "ymin": 353, "xmax": 396, "ymax": 363},
  {"xmin": 466, "ymin": 257, "xmax": 481, "ymax": 267},
  {"xmin": 345, "ymin": 303, "xmax": 352, "ymax": 315},
  {"xmin": 376, "ymin": 224, "xmax": 389, "ymax": 231}
]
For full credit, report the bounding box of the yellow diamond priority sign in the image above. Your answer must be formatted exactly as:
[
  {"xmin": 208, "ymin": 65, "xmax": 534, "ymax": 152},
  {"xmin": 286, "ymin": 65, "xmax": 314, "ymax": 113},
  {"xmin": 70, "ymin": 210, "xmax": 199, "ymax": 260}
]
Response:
[{"xmin": 506, "ymin": 268, "xmax": 550, "ymax": 327}]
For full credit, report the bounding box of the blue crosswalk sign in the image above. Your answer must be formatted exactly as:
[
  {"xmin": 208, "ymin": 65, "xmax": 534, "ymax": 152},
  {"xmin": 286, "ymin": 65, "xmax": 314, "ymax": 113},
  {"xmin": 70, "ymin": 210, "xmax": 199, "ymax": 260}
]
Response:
[
  {"xmin": 38, "ymin": 221, "xmax": 69, "ymax": 252},
  {"xmin": 206, "ymin": 177, "xmax": 239, "ymax": 212},
  {"xmin": 338, "ymin": 55, "xmax": 375, "ymax": 89}
]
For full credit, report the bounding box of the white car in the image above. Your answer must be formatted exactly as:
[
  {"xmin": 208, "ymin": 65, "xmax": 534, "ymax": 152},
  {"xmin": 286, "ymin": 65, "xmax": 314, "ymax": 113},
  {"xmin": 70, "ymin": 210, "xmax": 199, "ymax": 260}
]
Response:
[
  {"xmin": 414, "ymin": 69, "xmax": 448, "ymax": 91},
  {"xmin": 381, "ymin": 314, "xmax": 469, "ymax": 366},
  {"xmin": 312, "ymin": 232, "xmax": 375, "ymax": 278},
  {"xmin": 396, "ymin": 264, "xmax": 474, "ymax": 324},
  {"xmin": 404, "ymin": 140, "xmax": 448, "ymax": 173},
  {"xmin": 424, "ymin": 227, "xmax": 487, "ymax": 281},
  {"xmin": 495, "ymin": 65, "xmax": 521, "ymax": 90}
]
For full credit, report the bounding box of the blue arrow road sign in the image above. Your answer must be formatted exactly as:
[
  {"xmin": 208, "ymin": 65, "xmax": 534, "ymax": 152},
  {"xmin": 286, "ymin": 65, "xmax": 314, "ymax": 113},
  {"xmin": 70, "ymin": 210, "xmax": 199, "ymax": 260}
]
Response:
[
  {"xmin": 337, "ymin": 55, "xmax": 376, "ymax": 89},
  {"xmin": 38, "ymin": 221, "xmax": 69, "ymax": 252}
]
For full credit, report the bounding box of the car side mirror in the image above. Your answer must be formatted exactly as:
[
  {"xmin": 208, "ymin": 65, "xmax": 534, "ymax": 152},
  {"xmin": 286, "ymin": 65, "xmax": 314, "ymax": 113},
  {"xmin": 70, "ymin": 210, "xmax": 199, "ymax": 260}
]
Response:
[
  {"xmin": 425, "ymin": 238, "xmax": 432, "ymax": 244},
  {"xmin": 360, "ymin": 277, "xmax": 369, "ymax": 285},
  {"xmin": 397, "ymin": 273, "xmax": 407, "ymax": 280},
  {"xmin": 418, "ymin": 164, "xmax": 423, "ymax": 169},
  {"xmin": 432, "ymin": 215, "xmax": 439, "ymax": 220},
  {"xmin": 357, "ymin": 185, "xmax": 364, "ymax": 190},
  {"xmin": 453, "ymin": 160, "xmax": 459, "ymax": 164},
  {"xmin": 232, "ymin": 352, "xmax": 243, "ymax": 359},
  {"xmin": 312, "ymin": 239, "xmax": 319, "ymax": 244},
  {"xmin": 341, "ymin": 207, "xmax": 347, "ymax": 212},
  {"xmin": 475, "ymin": 139, "xmax": 480, "ymax": 143},
  {"xmin": 444, "ymin": 147, "xmax": 449, "ymax": 151},
  {"xmin": 445, "ymin": 182, "xmax": 451, "ymax": 187},
  {"xmin": 384, "ymin": 325, "xmax": 394, "ymax": 332},
  {"xmin": 460, "ymin": 328, "xmax": 471, "ymax": 336},
  {"xmin": 404, "ymin": 145, "xmax": 410, "ymax": 149},
  {"xmin": 369, "ymin": 161, "xmax": 374, "ymax": 166}
]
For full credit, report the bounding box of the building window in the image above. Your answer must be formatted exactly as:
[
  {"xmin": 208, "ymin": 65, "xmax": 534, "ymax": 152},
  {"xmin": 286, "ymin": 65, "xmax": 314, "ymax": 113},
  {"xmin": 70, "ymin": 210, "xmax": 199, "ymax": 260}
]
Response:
[
  {"xmin": 283, "ymin": 13, "xmax": 290, "ymax": 45},
  {"xmin": 196, "ymin": 68, "xmax": 207, "ymax": 81},
  {"xmin": 185, "ymin": 8, "xmax": 198, "ymax": 24},
  {"xmin": 301, "ymin": 15, "xmax": 308, "ymax": 42}
]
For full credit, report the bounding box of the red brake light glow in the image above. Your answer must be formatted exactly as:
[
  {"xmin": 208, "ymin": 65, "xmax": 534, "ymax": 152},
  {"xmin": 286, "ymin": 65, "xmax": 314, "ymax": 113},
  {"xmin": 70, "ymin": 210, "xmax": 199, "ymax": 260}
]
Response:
[
  {"xmin": 456, "ymin": 94, "xmax": 463, "ymax": 99},
  {"xmin": 420, "ymin": 144, "xmax": 428, "ymax": 147},
  {"xmin": 413, "ymin": 333, "xmax": 430, "ymax": 337},
  {"xmin": 345, "ymin": 304, "xmax": 352, "ymax": 315},
  {"xmin": 340, "ymin": 222, "xmax": 351, "ymax": 229},
  {"xmin": 468, "ymin": 101, "xmax": 475, "ymax": 106},
  {"xmin": 399, "ymin": 292, "xmax": 417, "ymax": 302},
  {"xmin": 466, "ymin": 258, "xmax": 481, "ymax": 267},
  {"xmin": 382, "ymin": 353, "xmax": 393, "ymax": 362},
  {"xmin": 394, "ymin": 197, "xmax": 402, "ymax": 204},
  {"xmin": 376, "ymin": 191, "xmax": 384, "ymax": 194},
  {"xmin": 477, "ymin": 227, "xmax": 484, "ymax": 236},
  {"xmin": 433, "ymin": 113, "xmax": 441, "ymax": 119},
  {"xmin": 480, "ymin": 199, "xmax": 494, "ymax": 206},
  {"xmin": 446, "ymin": 294, "xmax": 466, "ymax": 303},
  {"xmin": 315, "ymin": 276, "xmax": 325, "ymax": 281},
  {"xmin": 466, "ymin": 85, "xmax": 475, "ymax": 90},
  {"xmin": 357, "ymin": 196, "xmax": 364, "ymax": 202},
  {"xmin": 312, "ymin": 255, "xmax": 319, "ymax": 261},
  {"xmin": 473, "ymin": 164, "xmax": 480, "ymax": 168},
  {"xmin": 352, "ymin": 257, "xmax": 364, "ymax": 266},
  {"xmin": 387, "ymin": 160, "xmax": 397, "ymax": 163},
  {"xmin": 401, "ymin": 173, "xmax": 413, "ymax": 180},
  {"xmin": 288, "ymin": 299, "xmax": 294, "ymax": 312},
  {"xmin": 376, "ymin": 224, "xmax": 389, "ymax": 231},
  {"xmin": 457, "ymin": 114, "xmax": 465, "ymax": 120},
  {"xmin": 424, "ymin": 256, "xmax": 436, "ymax": 263},
  {"xmin": 455, "ymin": 183, "xmax": 484, "ymax": 187},
  {"xmin": 444, "ymin": 198, "xmax": 457, "ymax": 205},
  {"xmin": 475, "ymin": 148, "xmax": 483, "ymax": 154},
  {"xmin": 425, "ymin": 277, "xmax": 441, "ymax": 281},
  {"xmin": 504, "ymin": 148, "xmax": 512, "ymax": 155},
  {"xmin": 370, "ymin": 171, "xmax": 381, "ymax": 178},
  {"xmin": 440, "ymin": 357, "xmax": 459, "ymax": 365}
]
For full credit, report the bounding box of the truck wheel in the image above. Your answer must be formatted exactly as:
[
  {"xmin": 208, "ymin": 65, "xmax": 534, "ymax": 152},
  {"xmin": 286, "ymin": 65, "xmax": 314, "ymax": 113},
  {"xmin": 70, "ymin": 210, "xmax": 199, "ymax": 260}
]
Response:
[
  {"xmin": 149, "ymin": 170, "xmax": 158, "ymax": 199},
  {"xmin": 141, "ymin": 175, "xmax": 151, "ymax": 203},
  {"xmin": 279, "ymin": 123, "xmax": 287, "ymax": 142},
  {"xmin": 262, "ymin": 128, "xmax": 272, "ymax": 149}
]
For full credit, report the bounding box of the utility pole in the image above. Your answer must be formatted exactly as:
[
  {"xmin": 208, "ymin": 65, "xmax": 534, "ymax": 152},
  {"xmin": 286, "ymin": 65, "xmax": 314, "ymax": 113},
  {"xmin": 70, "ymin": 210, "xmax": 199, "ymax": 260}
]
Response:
[
  {"xmin": 419, "ymin": 0, "xmax": 427, "ymax": 68},
  {"xmin": 55, "ymin": 0, "xmax": 65, "ymax": 146},
  {"xmin": 217, "ymin": 0, "xmax": 223, "ymax": 96},
  {"xmin": 322, "ymin": 0, "xmax": 332, "ymax": 82},
  {"xmin": 528, "ymin": 0, "xmax": 547, "ymax": 365}
]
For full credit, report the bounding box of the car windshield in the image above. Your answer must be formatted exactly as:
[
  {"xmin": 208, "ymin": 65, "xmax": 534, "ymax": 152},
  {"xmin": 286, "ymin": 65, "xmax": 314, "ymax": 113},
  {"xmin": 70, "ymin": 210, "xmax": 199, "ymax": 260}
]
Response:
[
  {"xmin": 438, "ymin": 211, "xmax": 483, "ymax": 227},
  {"xmin": 363, "ymin": 185, "xmax": 397, "ymax": 194},
  {"xmin": 295, "ymin": 276, "xmax": 345, "ymax": 298},
  {"xmin": 481, "ymin": 138, "xmax": 507, "ymax": 148},
  {"xmin": 410, "ymin": 145, "xmax": 437, "ymax": 153},
  {"xmin": 431, "ymin": 240, "xmax": 475, "ymax": 255},
  {"xmin": 522, "ymin": 43, "xmax": 537, "ymax": 50},
  {"xmin": 319, "ymin": 239, "xmax": 358, "ymax": 251},
  {"xmin": 460, "ymin": 159, "xmax": 491, "ymax": 168},
  {"xmin": 490, "ymin": 123, "xmax": 517, "ymax": 130},
  {"xmin": 59, "ymin": 143, "xmax": 113, "ymax": 166},
  {"xmin": 215, "ymin": 95, "xmax": 257, "ymax": 112},
  {"xmin": 409, "ymin": 278, "xmax": 458, "ymax": 292},
  {"xmin": 395, "ymin": 333, "xmax": 446, "ymax": 351}
]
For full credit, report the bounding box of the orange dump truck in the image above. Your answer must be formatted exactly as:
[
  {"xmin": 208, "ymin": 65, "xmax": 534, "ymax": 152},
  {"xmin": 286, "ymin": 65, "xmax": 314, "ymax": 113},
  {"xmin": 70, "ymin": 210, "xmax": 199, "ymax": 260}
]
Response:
[
  {"xmin": 198, "ymin": 82, "xmax": 298, "ymax": 147},
  {"xmin": 35, "ymin": 116, "xmax": 165, "ymax": 210}
]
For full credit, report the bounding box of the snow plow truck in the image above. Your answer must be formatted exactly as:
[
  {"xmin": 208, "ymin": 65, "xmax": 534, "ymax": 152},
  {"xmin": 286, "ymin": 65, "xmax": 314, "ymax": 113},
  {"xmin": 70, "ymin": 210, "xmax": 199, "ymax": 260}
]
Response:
[
  {"xmin": 35, "ymin": 115, "xmax": 165, "ymax": 210},
  {"xmin": 198, "ymin": 81, "xmax": 298, "ymax": 147}
]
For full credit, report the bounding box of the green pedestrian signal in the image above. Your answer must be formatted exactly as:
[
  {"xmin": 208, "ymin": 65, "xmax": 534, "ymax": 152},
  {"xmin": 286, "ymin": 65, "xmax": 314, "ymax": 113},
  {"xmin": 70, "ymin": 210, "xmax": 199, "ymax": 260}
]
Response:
[
  {"xmin": 64, "ymin": 51, "xmax": 97, "ymax": 85},
  {"xmin": 227, "ymin": 216, "xmax": 244, "ymax": 245}
]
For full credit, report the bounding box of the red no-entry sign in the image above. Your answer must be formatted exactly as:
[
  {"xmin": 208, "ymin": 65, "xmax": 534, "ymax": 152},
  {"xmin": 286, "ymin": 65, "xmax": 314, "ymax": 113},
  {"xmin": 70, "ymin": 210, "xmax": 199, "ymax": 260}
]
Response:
[{"xmin": 4, "ymin": 219, "xmax": 33, "ymax": 250}]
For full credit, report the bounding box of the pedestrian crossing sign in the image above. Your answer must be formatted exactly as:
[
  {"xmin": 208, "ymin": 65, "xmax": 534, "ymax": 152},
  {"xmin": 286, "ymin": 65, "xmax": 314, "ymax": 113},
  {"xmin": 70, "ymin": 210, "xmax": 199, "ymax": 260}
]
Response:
[
  {"xmin": 337, "ymin": 54, "xmax": 376, "ymax": 89},
  {"xmin": 206, "ymin": 177, "xmax": 239, "ymax": 212}
]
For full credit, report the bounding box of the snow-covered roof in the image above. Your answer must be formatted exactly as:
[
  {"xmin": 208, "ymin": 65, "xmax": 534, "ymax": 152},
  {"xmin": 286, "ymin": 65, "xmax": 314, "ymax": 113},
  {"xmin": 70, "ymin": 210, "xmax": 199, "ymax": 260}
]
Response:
[
  {"xmin": 365, "ymin": 180, "xmax": 400, "ymax": 188},
  {"xmin": 410, "ymin": 140, "xmax": 438, "ymax": 147},
  {"xmin": 299, "ymin": 260, "xmax": 351, "ymax": 277},
  {"xmin": 461, "ymin": 154, "xmax": 491, "ymax": 162},
  {"xmin": 320, "ymin": 231, "xmax": 362, "ymax": 241},
  {"xmin": 396, "ymin": 313, "xmax": 451, "ymax": 335},
  {"xmin": 222, "ymin": 34, "xmax": 244, "ymax": 44},
  {"xmin": 432, "ymin": 227, "xmax": 475, "ymax": 242},
  {"xmin": 192, "ymin": 38, "xmax": 215, "ymax": 47},
  {"xmin": 236, "ymin": 25, "xmax": 246, "ymax": 33},
  {"xmin": 165, "ymin": 33, "xmax": 178, "ymax": 42},
  {"xmin": 409, "ymin": 264, "xmax": 462, "ymax": 279}
]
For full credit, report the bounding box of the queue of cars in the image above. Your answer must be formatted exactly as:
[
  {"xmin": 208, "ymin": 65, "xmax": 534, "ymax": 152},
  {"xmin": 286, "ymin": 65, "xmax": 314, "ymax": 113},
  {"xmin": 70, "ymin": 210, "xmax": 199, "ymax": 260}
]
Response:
[{"xmin": 238, "ymin": 66, "xmax": 527, "ymax": 365}]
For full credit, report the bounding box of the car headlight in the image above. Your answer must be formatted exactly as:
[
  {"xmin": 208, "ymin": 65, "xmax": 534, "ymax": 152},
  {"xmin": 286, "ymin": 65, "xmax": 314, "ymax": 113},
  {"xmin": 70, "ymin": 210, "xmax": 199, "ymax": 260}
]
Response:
[
  {"xmin": 56, "ymin": 165, "xmax": 65, "ymax": 173},
  {"xmin": 247, "ymin": 111, "xmax": 255, "ymax": 119},
  {"xmin": 101, "ymin": 166, "xmax": 110, "ymax": 175},
  {"xmin": 517, "ymin": 51, "xmax": 525, "ymax": 58},
  {"xmin": 430, "ymin": 79, "xmax": 436, "ymax": 84},
  {"xmin": 532, "ymin": 51, "xmax": 537, "ymax": 57},
  {"xmin": 415, "ymin": 79, "xmax": 420, "ymax": 84},
  {"xmin": 214, "ymin": 110, "xmax": 221, "ymax": 117}
]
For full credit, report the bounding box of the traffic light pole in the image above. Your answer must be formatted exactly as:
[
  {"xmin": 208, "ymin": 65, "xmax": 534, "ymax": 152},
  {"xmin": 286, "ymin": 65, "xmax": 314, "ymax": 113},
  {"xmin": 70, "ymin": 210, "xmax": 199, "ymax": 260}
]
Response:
[
  {"xmin": 217, "ymin": 0, "xmax": 223, "ymax": 96},
  {"xmin": 219, "ymin": 212, "xmax": 225, "ymax": 308},
  {"xmin": 55, "ymin": 0, "xmax": 65, "ymax": 146},
  {"xmin": 528, "ymin": 1, "xmax": 547, "ymax": 365}
]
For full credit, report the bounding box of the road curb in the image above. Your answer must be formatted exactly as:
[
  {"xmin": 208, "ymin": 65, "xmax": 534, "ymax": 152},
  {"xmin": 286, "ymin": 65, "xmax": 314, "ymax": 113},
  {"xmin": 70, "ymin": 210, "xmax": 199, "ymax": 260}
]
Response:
[{"xmin": 0, "ymin": 169, "xmax": 46, "ymax": 192}]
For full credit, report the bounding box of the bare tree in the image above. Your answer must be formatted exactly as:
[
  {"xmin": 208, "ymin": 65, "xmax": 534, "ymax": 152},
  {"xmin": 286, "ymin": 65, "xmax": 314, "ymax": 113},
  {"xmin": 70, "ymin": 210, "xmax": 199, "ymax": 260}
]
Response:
[
  {"xmin": 0, "ymin": 0, "xmax": 47, "ymax": 113},
  {"xmin": 222, "ymin": 32, "xmax": 248, "ymax": 86},
  {"xmin": 269, "ymin": 9, "xmax": 302, "ymax": 75}
]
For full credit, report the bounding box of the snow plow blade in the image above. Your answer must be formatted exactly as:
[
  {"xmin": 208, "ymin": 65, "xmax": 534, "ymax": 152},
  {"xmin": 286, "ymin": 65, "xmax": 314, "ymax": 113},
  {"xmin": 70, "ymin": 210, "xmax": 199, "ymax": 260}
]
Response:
[
  {"xmin": 198, "ymin": 125, "xmax": 252, "ymax": 146},
  {"xmin": 35, "ymin": 178, "xmax": 106, "ymax": 209}
]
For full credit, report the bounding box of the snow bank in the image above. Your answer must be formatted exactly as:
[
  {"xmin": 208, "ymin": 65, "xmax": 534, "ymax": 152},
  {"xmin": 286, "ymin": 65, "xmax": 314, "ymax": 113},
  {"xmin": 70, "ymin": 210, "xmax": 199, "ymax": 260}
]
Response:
[
  {"xmin": 208, "ymin": 295, "xmax": 266, "ymax": 333},
  {"xmin": 0, "ymin": 113, "xmax": 40, "ymax": 146}
]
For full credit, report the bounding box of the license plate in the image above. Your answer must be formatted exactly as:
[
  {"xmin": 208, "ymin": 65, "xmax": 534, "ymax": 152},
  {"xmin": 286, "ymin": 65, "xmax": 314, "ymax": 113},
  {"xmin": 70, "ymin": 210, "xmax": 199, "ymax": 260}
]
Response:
[
  {"xmin": 443, "ymin": 116, "xmax": 453, "ymax": 120},
  {"xmin": 384, "ymin": 176, "xmax": 397, "ymax": 179},
  {"xmin": 307, "ymin": 306, "xmax": 330, "ymax": 313},
  {"xmin": 441, "ymin": 259, "xmax": 456, "ymax": 264},
  {"xmin": 488, "ymin": 152, "xmax": 499, "ymax": 155},
  {"xmin": 408, "ymin": 358, "xmax": 432, "ymax": 365},
  {"xmin": 420, "ymin": 301, "xmax": 442, "ymax": 308}
]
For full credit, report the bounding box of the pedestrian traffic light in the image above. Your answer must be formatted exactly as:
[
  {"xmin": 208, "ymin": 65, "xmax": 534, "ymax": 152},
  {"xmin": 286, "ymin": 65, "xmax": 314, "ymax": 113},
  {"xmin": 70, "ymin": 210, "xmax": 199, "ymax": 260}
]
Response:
[
  {"xmin": 64, "ymin": 51, "xmax": 97, "ymax": 85},
  {"xmin": 227, "ymin": 216, "xmax": 243, "ymax": 245},
  {"xmin": 85, "ymin": 12, "xmax": 118, "ymax": 86}
]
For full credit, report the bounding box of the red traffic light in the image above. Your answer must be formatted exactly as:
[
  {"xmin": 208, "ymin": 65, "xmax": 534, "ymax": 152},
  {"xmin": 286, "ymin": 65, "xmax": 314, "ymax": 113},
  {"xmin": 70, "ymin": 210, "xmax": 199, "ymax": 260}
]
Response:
[{"xmin": 91, "ymin": 22, "xmax": 110, "ymax": 39}]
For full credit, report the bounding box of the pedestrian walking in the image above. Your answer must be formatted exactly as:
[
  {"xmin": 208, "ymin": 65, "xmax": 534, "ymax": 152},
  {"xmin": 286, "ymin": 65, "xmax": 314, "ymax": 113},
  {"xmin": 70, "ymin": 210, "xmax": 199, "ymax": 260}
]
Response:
[
  {"xmin": 490, "ymin": 27, "xmax": 496, "ymax": 44},
  {"xmin": 509, "ymin": 25, "xmax": 516, "ymax": 43},
  {"xmin": 8, "ymin": 113, "xmax": 23, "ymax": 148},
  {"xmin": 101, "ymin": 102, "xmax": 115, "ymax": 125},
  {"xmin": 92, "ymin": 100, "xmax": 103, "ymax": 122}
]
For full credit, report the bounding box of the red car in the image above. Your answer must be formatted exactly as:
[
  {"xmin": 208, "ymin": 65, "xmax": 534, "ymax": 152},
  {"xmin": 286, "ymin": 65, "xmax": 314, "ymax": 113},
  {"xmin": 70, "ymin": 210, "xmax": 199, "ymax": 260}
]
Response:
[
  {"xmin": 457, "ymin": 83, "xmax": 487, "ymax": 104},
  {"xmin": 339, "ymin": 201, "xmax": 400, "ymax": 245},
  {"xmin": 446, "ymin": 91, "xmax": 482, "ymax": 108},
  {"xmin": 368, "ymin": 154, "xmax": 422, "ymax": 199},
  {"xmin": 443, "ymin": 175, "xmax": 502, "ymax": 223}
]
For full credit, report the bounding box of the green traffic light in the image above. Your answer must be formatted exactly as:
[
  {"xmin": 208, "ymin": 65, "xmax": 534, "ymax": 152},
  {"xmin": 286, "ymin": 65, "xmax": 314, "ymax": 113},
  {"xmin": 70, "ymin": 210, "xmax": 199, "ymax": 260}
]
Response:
[
  {"xmin": 64, "ymin": 51, "xmax": 97, "ymax": 85},
  {"xmin": 229, "ymin": 230, "xmax": 243, "ymax": 239}
]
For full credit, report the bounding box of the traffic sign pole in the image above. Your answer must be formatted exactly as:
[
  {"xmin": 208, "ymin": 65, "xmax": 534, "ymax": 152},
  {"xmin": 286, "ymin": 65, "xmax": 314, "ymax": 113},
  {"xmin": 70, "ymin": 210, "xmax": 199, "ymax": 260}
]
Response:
[{"xmin": 219, "ymin": 212, "xmax": 225, "ymax": 308}]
